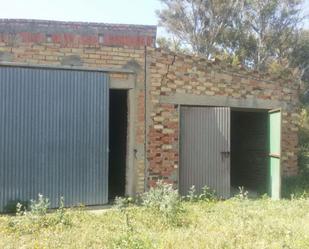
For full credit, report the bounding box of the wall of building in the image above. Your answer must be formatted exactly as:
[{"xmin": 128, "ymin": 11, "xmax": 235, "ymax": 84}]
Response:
[
  {"xmin": 0, "ymin": 35, "xmax": 148, "ymax": 194},
  {"xmin": 0, "ymin": 19, "xmax": 156, "ymax": 48},
  {"xmin": 0, "ymin": 21, "xmax": 300, "ymax": 194},
  {"xmin": 147, "ymin": 48, "xmax": 300, "ymax": 187}
]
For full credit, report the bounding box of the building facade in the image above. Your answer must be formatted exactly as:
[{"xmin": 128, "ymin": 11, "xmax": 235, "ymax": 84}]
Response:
[{"xmin": 0, "ymin": 20, "xmax": 299, "ymax": 210}]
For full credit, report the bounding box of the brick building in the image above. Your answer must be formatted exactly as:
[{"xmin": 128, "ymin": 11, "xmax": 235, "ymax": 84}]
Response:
[{"xmin": 0, "ymin": 19, "xmax": 299, "ymax": 210}]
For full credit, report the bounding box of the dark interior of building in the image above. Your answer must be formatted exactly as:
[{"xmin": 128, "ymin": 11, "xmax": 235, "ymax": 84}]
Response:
[
  {"xmin": 231, "ymin": 110, "xmax": 268, "ymax": 195},
  {"xmin": 109, "ymin": 90, "xmax": 128, "ymax": 200}
]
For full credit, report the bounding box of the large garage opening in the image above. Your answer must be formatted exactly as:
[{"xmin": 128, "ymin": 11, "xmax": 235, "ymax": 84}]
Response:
[
  {"xmin": 109, "ymin": 90, "xmax": 128, "ymax": 200},
  {"xmin": 231, "ymin": 110, "xmax": 268, "ymax": 196}
]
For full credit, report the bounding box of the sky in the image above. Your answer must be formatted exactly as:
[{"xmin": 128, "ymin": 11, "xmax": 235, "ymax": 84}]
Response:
[
  {"xmin": 0, "ymin": 0, "xmax": 161, "ymax": 25},
  {"xmin": 0, "ymin": 0, "xmax": 309, "ymax": 34}
]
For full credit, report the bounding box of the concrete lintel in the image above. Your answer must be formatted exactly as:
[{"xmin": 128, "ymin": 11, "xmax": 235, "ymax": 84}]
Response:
[
  {"xmin": 159, "ymin": 93, "xmax": 287, "ymax": 110},
  {"xmin": 110, "ymin": 76, "xmax": 135, "ymax": 89},
  {"xmin": 0, "ymin": 62, "xmax": 135, "ymax": 74}
]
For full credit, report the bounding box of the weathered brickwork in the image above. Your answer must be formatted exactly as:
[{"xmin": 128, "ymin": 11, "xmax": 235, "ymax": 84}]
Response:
[
  {"xmin": 282, "ymin": 112, "xmax": 299, "ymax": 176},
  {"xmin": 147, "ymin": 103, "xmax": 179, "ymax": 187},
  {"xmin": 0, "ymin": 19, "xmax": 156, "ymax": 48},
  {"xmin": 0, "ymin": 20, "xmax": 300, "ymax": 194},
  {"xmin": 147, "ymin": 49, "xmax": 299, "ymax": 186}
]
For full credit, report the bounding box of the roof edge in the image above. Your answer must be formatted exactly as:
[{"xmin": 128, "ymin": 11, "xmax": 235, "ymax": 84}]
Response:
[{"xmin": 0, "ymin": 19, "xmax": 157, "ymax": 32}]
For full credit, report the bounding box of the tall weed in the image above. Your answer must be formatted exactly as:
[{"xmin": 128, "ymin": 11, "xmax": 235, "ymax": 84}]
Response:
[
  {"xmin": 142, "ymin": 180, "xmax": 184, "ymax": 226},
  {"xmin": 8, "ymin": 194, "xmax": 72, "ymax": 234},
  {"xmin": 185, "ymin": 185, "xmax": 217, "ymax": 202}
]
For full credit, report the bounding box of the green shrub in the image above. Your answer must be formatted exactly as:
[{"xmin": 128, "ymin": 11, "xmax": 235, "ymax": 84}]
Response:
[
  {"xmin": 185, "ymin": 185, "xmax": 217, "ymax": 202},
  {"xmin": 28, "ymin": 193, "xmax": 50, "ymax": 216},
  {"xmin": 186, "ymin": 185, "xmax": 198, "ymax": 202},
  {"xmin": 3, "ymin": 200, "xmax": 29, "ymax": 214},
  {"xmin": 113, "ymin": 196, "xmax": 136, "ymax": 233},
  {"xmin": 298, "ymin": 132, "xmax": 309, "ymax": 175},
  {"xmin": 199, "ymin": 185, "xmax": 217, "ymax": 201},
  {"xmin": 282, "ymin": 175, "xmax": 309, "ymax": 199},
  {"xmin": 281, "ymin": 107, "xmax": 309, "ymax": 199},
  {"xmin": 113, "ymin": 231, "xmax": 154, "ymax": 249},
  {"xmin": 54, "ymin": 197, "xmax": 72, "ymax": 226},
  {"xmin": 114, "ymin": 196, "xmax": 135, "ymax": 210},
  {"xmin": 7, "ymin": 194, "xmax": 73, "ymax": 234},
  {"xmin": 142, "ymin": 180, "xmax": 184, "ymax": 226},
  {"xmin": 233, "ymin": 186, "xmax": 249, "ymax": 200}
]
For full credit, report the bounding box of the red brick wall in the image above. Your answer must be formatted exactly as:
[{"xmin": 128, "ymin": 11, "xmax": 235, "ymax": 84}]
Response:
[
  {"xmin": 0, "ymin": 19, "xmax": 156, "ymax": 48},
  {"xmin": 148, "ymin": 103, "xmax": 179, "ymax": 187},
  {"xmin": 0, "ymin": 21, "xmax": 300, "ymax": 193},
  {"xmin": 147, "ymin": 48, "xmax": 299, "ymax": 187}
]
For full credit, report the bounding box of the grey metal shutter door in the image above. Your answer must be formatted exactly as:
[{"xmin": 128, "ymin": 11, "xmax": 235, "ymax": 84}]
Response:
[
  {"xmin": 0, "ymin": 66, "xmax": 109, "ymax": 211},
  {"xmin": 180, "ymin": 106, "xmax": 230, "ymax": 198}
]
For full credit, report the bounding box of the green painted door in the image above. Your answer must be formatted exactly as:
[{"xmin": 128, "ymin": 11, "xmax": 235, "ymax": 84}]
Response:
[{"xmin": 269, "ymin": 109, "xmax": 281, "ymax": 200}]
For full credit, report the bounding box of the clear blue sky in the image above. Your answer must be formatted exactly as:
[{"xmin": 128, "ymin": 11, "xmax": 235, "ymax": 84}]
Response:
[{"xmin": 0, "ymin": 0, "xmax": 308, "ymax": 32}]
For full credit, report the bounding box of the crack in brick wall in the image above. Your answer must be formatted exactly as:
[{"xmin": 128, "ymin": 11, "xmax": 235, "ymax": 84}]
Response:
[{"xmin": 148, "ymin": 48, "xmax": 300, "ymax": 187}]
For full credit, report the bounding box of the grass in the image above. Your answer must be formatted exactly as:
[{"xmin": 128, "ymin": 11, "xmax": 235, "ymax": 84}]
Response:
[{"xmin": 1, "ymin": 197, "xmax": 309, "ymax": 248}]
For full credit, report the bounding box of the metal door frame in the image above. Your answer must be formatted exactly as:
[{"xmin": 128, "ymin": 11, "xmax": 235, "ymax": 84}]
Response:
[
  {"xmin": 178, "ymin": 104, "xmax": 281, "ymax": 198},
  {"xmin": 268, "ymin": 108, "xmax": 282, "ymax": 199}
]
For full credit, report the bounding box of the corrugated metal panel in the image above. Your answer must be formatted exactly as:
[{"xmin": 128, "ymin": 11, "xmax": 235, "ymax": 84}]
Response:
[
  {"xmin": 179, "ymin": 106, "xmax": 230, "ymax": 198},
  {"xmin": 0, "ymin": 66, "xmax": 109, "ymax": 211}
]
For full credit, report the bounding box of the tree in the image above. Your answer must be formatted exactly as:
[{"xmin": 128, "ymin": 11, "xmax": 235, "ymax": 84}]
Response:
[
  {"xmin": 290, "ymin": 30, "xmax": 309, "ymax": 84},
  {"xmin": 240, "ymin": 0, "xmax": 303, "ymax": 70},
  {"xmin": 288, "ymin": 30, "xmax": 309, "ymax": 103},
  {"xmin": 157, "ymin": 0, "xmax": 305, "ymax": 70},
  {"xmin": 156, "ymin": 0, "xmax": 244, "ymax": 58},
  {"xmin": 156, "ymin": 37, "xmax": 190, "ymax": 53}
]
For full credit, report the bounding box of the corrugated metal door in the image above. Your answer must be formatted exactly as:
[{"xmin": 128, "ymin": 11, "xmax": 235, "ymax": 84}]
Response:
[
  {"xmin": 180, "ymin": 106, "xmax": 230, "ymax": 198},
  {"xmin": 0, "ymin": 66, "xmax": 109, "ymax": 211}
]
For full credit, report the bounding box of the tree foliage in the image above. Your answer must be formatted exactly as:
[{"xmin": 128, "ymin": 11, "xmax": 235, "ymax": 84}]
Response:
[
  {"xmin": 156, "ymin": 0, "xmax": 243, "ymax": 58},
  {"xmin": 157, "ymin": 0, "xmax": 305, "ymax": 71},
  {"xmin": 290, "ymin": 30, "xmax": 309, "ymax": 84},
  {"xmin": 156, "ymin": 37, "xmax": 190, "ymax": 53}
]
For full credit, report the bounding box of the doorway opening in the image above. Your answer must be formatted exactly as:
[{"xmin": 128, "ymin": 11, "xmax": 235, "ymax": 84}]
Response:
[
  {"xmin": 109, "ymin": 90, "xmax": 128, "ymax": 200},
  {"xmin": 230, "ymin": 110, "xmax": 268, "ymax": 196}
]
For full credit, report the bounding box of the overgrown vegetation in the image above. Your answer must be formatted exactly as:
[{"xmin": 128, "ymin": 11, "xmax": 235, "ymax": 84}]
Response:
[
  {"xmin": 2, "ymin": 186, "xmax": 309, "ymax": 248},
  {"xmin": 282, "ymin": 107, "xmax": 309, "ymax": 198},
  {"xmin": 185, "ymin": 185, "xmax": 217, "ymax": 202},
  {"xmin": 141, "ymin": 180, "xmax": 184, "ymax": 226},
  {"xmin": 5, "ymin": 194, "xmax": 74, "ymax": 236},
  {"xmin": 1, "ymin": 183, "xmax": 309, "ymax": 248}
]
